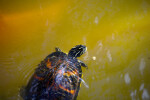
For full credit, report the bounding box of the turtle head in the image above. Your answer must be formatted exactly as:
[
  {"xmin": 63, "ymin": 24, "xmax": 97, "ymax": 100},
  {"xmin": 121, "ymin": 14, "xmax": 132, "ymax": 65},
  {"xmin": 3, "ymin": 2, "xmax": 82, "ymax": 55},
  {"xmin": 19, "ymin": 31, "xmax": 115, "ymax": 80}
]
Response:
[{"xmin": 68, "ymin": 45, "xmax": 87, "ymax": 58}]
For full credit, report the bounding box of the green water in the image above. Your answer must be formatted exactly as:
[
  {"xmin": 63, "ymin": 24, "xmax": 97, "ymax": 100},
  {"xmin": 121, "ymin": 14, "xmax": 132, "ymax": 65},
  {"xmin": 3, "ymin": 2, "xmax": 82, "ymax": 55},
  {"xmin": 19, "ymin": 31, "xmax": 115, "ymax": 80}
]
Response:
[{"xmin": 0, "ymin": 0, "xmax": 150, "ymax": 100}]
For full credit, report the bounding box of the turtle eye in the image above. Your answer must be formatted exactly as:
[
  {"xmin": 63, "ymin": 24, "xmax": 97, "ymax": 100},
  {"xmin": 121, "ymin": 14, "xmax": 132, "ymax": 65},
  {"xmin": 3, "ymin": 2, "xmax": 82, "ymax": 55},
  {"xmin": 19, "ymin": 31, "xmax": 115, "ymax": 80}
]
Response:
[{"xmin": 78, "ymin": 48, "xmax": 82, "ymax": 50}]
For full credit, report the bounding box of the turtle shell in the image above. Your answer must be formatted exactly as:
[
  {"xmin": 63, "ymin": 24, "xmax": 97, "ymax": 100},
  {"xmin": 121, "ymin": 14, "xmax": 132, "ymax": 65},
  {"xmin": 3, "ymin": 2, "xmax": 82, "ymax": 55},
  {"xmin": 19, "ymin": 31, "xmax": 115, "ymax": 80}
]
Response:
[{"xmin": 23, "ymin": 51, "xmax": 83, "ymax": 100}]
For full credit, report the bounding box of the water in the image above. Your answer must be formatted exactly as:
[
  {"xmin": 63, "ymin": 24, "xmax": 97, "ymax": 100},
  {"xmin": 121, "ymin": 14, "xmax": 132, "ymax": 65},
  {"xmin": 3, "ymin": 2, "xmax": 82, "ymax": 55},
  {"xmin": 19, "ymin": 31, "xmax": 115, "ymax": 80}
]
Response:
[{"xmin": 0, "ymin": 0, "xmax": 150, "ymax": 99}]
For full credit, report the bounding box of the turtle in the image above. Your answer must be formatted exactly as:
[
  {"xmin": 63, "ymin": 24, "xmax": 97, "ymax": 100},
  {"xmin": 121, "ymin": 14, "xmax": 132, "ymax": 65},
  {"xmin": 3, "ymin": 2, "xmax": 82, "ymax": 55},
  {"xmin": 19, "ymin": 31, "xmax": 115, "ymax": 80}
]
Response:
[{"xmin": 21, "ymin": 45, "xmax": 87, "ymax": 100}]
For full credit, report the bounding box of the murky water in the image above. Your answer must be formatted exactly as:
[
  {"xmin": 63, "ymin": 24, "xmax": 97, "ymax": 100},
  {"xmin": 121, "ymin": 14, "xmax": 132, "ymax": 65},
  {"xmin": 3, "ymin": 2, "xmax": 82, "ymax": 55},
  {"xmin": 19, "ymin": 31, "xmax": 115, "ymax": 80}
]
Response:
[{"xmin": 0, "ymin": 0, "xmax": 150, "ymax": 100}]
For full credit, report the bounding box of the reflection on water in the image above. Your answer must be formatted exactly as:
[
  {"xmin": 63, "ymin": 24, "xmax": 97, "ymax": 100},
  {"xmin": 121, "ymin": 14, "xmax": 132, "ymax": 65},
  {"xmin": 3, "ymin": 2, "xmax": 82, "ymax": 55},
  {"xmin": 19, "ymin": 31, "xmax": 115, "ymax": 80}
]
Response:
[{"xmin": 0, "ymin": 0, "xmax": 150, "ymax": 100}]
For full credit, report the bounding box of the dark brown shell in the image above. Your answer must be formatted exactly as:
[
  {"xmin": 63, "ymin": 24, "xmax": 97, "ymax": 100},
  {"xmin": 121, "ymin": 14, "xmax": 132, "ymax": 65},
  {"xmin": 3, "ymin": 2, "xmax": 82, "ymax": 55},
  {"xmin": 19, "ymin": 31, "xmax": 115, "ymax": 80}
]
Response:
[{"xmin": 22, "ymin": 51, "xmax": 82, "ymax": 100}]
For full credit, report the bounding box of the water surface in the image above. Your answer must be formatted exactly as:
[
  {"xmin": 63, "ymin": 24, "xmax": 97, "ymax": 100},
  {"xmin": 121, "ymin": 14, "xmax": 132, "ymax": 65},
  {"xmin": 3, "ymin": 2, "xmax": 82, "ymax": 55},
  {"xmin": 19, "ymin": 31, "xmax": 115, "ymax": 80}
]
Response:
[{"xmin": 0, "ymin": 0, "xmax": 150, "ymax": 99}]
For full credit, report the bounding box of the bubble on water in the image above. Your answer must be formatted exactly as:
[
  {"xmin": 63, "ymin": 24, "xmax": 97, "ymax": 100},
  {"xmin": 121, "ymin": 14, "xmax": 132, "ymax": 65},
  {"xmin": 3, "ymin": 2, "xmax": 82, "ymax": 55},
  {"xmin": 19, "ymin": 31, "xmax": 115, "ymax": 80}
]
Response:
[
  {"xmin": 112, "ymin": 33, "xmax": 115, "ymax": 40},
  {"xmin": 94, "ymin": 16, "xmax": 99, "ymax": 24},
  {"xmin": 107, "ymin": 50, "xmax": 112, "ymax": 62},
  {"xmin": 98, "ymin": 66, "xmax": 101, "ymax": 69},
  {"xmin": 92, "ymin": 77, "xmax": 95, "ymax": 80},
  {"xmin": 110, "ymin": 0, "xmax": 112, "ymax": 5},
  {"xmin": 106, "ymin": 77, "xmax": 109, "ymax": 82},
  {"xmin": 142, "ymin": 89, "xmax": 150, "ymax": 100},
  {"xmin": 38, "ymin": 0, "xmax": 43, "ymax": 16},
  {"xmin": 139, "ymin": 83, "xmax": 144, "ymax": 91},
  {"xmin": 130, "ymin": 90, "xmax": 137, "ymax": 100},
  {"xmin": 39, "ymin": 4, "xmax": 42, "ymax": 10},
  {"xmin": 124, "ymin": 73, "xmax": 130, "ymax": 84},
  {"xmin": 96, "ymin": 41, "xmax": 103, "ymax": 55},
  {"xmin": 142, "ymin": 1, "xmax": 148, "ymax": 14},
  {"xmin": 98, "ymin": 41, "xmax": 103, "ymax": 51},
  {"xmin": 92, "ymin": 56, "xmax": 96, "ymax": 60},
  {"xmin": 97, "ymin": 41, "xmax": 103, "ymax": 47},
  {"xmin": 139, "ymin": 58, "xmax": 146, "ymax": 75}
]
